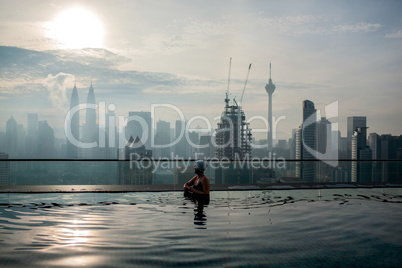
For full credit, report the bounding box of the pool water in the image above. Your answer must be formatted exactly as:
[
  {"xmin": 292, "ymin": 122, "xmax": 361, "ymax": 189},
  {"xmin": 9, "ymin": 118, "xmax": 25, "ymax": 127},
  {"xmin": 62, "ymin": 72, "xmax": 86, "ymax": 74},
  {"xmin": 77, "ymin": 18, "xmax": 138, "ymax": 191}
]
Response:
[{"xmin": 0, "ymin": 188, "xmax": 401, "ymax": 267}]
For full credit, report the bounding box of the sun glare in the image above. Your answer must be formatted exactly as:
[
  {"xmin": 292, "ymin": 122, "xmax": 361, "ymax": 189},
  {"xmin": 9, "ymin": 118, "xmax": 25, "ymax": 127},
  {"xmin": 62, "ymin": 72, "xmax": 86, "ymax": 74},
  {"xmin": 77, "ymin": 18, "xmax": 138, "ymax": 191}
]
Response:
[{"xmin": 47, "ymin": 7, "xmax": 104, "ymax": 49}]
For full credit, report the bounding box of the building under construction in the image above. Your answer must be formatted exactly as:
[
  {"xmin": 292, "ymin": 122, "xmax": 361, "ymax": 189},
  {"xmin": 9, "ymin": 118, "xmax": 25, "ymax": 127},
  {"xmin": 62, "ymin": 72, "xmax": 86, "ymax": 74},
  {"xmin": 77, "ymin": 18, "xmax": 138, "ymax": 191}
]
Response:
[
  {"xmin": 214, "ymin": 60, "xmax": 253, "ymax": 184},
  {"xmin": 215, "ymin": 93, "xmax": 252, "ymax": 160}
]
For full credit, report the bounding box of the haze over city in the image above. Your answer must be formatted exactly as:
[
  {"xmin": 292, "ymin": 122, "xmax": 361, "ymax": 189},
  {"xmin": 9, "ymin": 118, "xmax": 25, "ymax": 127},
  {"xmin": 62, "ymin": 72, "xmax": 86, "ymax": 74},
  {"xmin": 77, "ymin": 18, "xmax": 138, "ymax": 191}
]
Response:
[{"xmin": 1, "ymin": 0, "xmax": 402, "ymax": 142}]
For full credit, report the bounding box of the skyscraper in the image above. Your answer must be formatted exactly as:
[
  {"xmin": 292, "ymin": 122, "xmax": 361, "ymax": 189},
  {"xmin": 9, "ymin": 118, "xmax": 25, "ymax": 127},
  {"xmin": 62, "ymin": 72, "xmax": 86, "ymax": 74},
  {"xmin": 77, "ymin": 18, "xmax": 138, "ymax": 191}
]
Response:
[
  {"xmin": 199, "ymin": 135, "xmax": 214, "ymax": 158},
  {"xmin": 126, "ymin": 111, "xmax": 152, "ymax": 149},
  {"xmin": 174, "ymin": 120, "xmax": 187, "ymax": 158},
  {"xmin": 27, "ymin": 113, "xmax": 38, "ymax": 137},
  {"xmin": 187, "ymin": 131, "xmax": 199, "ymax": 158},
  {"xmin": 118, "ymin": 136, "xmax": 152, "ymax": 185},
  {"xmin": 347, "ymin": 116, "xmax": 366, "ymax": 159},
  {"xmin": 351, "ymin": 127, "xmax": 372, "ymax": 182},
  {"xmin": 316, "ymin": 117, "xmax": 332, "ymax": 155},
  {"xmin": 296, "ymin": 100, "xmax": 317, "ymax": 182},
  {"xmin": 215, "ymin": 96, "xmax": 252, "ymax": 160},
  {"xmin": 82, "ymin": 82, "xmax": 98, "ymax": 158},
  {"xmin": 6, "ymin": 116, "xmax": 17, "ymax": 158},
  {"xmin": 265, "ymin": 63, "xmax": 276, "ymax": 150},
  {"xmin": 16, "ymin": 124, "xmax": 25, "ymax": 157},
  {"xmin": 368, "ymin": 133, "xmax": 381, "ymax": 159},
  {"xmin": 84, "ymin": 82, "xmax": 97, "ymax": 141},
  {"xmin": 37, "ymin": 120, "xmax": 55, "ymax": 158},
  {"xmin": 26, "ymin": 113, "xmax": 38, "ymax": 157},
  {"xmin": 378, "ymin": 134, "xmax": 402, "ymax": 182},
  {"xmin": 154, "ymin": 120, "xmax": 171, "ymax": 158},
  {"xmin": 215, "ymin": 94, "xmax": 253, "ymax": 184},
  {"xmin": 67, "ymin": 83, "xmax": 79, "ymax": 158},
  {"xmin": 302, "ymin": 100, "xmax": 317, "ymax": 158},
  {"xmin": 105, "ymin": 109, "xmax": 117, "ymax": 159}
]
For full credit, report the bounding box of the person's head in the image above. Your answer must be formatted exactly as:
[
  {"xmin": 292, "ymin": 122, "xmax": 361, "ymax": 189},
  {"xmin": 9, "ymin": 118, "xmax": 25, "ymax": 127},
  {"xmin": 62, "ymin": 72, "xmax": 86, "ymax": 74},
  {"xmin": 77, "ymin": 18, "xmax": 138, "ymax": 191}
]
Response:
[{"xmin": 194, "ymin": 160, "xmax": 207, "ymax": 175}]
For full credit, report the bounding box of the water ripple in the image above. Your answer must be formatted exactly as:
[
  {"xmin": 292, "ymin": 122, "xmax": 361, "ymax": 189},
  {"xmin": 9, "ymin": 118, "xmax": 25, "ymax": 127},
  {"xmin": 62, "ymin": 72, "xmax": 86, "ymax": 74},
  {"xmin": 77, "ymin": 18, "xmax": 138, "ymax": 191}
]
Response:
[{"xmin": 0, "ymin": 189, "xmax": 401, "ymax": 267}]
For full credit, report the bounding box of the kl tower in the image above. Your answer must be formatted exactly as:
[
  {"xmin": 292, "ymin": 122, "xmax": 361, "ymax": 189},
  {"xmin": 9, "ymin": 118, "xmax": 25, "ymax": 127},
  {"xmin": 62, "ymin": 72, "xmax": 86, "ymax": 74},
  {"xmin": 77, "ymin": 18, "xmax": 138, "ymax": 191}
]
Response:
[{"xmin": 265, "ymin": 63, "xmax": 276, "ymax": 149}]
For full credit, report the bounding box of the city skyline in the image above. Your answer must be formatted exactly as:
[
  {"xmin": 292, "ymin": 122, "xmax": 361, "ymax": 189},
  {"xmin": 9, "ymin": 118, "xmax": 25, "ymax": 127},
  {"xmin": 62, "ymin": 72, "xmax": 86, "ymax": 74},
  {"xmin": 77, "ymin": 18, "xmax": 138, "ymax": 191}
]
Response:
[{"xmin": 1, "ymin": 0, "xmax": 402, "ymax": 141}]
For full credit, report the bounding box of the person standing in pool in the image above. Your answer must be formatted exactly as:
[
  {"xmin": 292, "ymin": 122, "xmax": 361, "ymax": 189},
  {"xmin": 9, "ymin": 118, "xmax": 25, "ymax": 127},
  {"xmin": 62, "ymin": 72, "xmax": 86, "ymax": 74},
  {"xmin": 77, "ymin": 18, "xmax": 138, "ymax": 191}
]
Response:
[{"xmin": 183, "ymin": 160, "xmax": 210, "ymax": 216}]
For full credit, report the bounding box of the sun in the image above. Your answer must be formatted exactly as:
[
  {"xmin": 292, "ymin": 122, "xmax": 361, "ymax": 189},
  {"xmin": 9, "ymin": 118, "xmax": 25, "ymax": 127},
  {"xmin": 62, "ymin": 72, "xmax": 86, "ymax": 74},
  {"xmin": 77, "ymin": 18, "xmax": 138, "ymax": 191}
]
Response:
[{"xmin": 46, "ymin": 7, "xmax": 105, "ymax": 49}]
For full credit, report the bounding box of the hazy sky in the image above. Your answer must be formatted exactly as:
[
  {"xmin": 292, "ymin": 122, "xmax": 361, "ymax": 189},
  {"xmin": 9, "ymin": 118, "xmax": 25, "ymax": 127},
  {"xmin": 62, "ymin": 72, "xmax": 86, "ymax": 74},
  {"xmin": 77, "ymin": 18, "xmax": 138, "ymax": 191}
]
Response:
[{"xmin": 0, "ymin": 0, "xmax": 401, "ymax": 140}]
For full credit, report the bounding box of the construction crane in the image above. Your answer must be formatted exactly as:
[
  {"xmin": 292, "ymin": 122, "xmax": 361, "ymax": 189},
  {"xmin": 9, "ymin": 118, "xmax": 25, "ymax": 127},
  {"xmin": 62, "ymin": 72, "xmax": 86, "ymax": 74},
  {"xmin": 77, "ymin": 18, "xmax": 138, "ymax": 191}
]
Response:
[
  {"xmin": 239, "ymin": 63, "xmax": 252, "ymax": 104},
  {"xmin": 225, "ymin": 57, "xmax": 232, "ymax": 107}
]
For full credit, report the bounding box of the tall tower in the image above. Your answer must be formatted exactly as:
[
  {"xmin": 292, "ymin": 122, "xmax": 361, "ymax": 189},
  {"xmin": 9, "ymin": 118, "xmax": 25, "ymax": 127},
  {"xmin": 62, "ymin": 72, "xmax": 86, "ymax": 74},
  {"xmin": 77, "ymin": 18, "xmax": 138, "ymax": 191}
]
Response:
[
  {"xmin": 296, "ymin": 100, "xmax": 317, "ymax": 182},
  {"xmin": 154, "ymin": 120, "xmax": 171, "ymax": 158},
  {"xmin": 84, "ymin": 81, "xmax": 97, "ymax": 143},
  {"xmin": 351, "ymin": 127, "xmax": 372, "ymax": 182},
  {"xmin": 5, "ymin": 116, "xmax": 17, "ymax": 158},
  {"xmin": 126, "ymin": 111, "xmax": 152, "ymax": 149},
  {"xmin": 347, "ymin": 116, "xmax": 366, "ymax": 159},
  {"xmin": 67, "ymin": 83, "xmax": 79, "ymax": 158},
  {"xmin": 265, "ymin": 63, "xmax": 276, "ymax": 149}
]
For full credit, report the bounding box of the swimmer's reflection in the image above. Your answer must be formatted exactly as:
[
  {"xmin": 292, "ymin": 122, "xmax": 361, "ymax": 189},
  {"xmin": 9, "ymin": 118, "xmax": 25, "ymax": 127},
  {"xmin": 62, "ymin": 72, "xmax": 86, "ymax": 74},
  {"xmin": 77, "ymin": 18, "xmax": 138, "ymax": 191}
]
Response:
[
  {"xmin": 193, "ymin": 213, "xmax": 207, "ymax": 227},
  {"xmin": 183, "ymin": 160, "xmax": 210, "ymax": 225}
]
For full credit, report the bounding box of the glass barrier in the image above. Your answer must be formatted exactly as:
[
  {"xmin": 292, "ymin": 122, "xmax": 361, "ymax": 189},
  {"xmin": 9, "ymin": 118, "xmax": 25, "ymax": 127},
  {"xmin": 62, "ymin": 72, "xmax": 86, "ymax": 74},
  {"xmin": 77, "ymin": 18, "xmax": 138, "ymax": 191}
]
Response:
[{"xmin": 0, "ymin": 160, "xmax": 401, "ymax": 190}]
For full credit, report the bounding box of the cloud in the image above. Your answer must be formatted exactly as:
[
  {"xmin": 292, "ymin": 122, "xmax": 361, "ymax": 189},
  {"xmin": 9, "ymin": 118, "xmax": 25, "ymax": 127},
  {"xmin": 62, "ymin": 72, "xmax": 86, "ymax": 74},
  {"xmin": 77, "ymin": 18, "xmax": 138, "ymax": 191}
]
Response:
[
  {"xmin": 332, "ymin": 22, "xmax": 382, "ymax": 33},
  {"xmin": 385, "ymin": 30, "xmax": 402, "ymax": 38},
  {"xmin": 43, "ymin": 72, "xmax": 74, "ymax": 107},
  {"xmin": 45, "ymin": 48, "xmax": 132, "ymax": 68}
]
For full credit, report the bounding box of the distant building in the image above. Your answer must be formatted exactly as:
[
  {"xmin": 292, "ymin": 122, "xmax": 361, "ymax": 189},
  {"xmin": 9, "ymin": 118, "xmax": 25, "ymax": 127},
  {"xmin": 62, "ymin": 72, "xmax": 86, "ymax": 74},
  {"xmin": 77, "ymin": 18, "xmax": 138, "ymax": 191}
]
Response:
[
  {"xmin": 215, "ymin": 95, "xmax": 252, "ymax": 160},
  {"xmin": 351, "ymin": 127, "xmax": 372, "ymax": 182},
  {"xmin": 358, "ymin": 147, "xmax": 373, "ymax": 182},
  {"xmin": 0, "ymin": 132, "xmax": 6, "ymax": 153},
  {"xmin": 118, "ymin": 136, "xmax": 153, "ymax": 185},
  {"xmin": 6, "ymin": 116, "xmax": 18, "ymax": 158},
  {"xmin": 16, "ymin": 124, "xmax": 25, "ymax": 157},
  {"xmin": 295, "ymin": 100, "xmax": 317, "ymax": 182},
  {"xmin": 315, "ymin": 117, "xmax": 334, "ymax": 182},
  {"xmin": 316, "ymin": 117, "xmax": 331, "ymax": 155},
  {"xmin": 332, "ymin": 166, "xmax": 348, "ymax": 182},
  {"xmin": 67, "ymin": 84, "xmax": 79, "ymax": 158},
  {"xmin": 0, "ymin": 153, "xmax": 10, "ymax": 185},
  {"xmin": 371, "ymin": 134, "xmax": 402, "ymax": 183},
  {"xmin": 276, "ymin": 140, "xmax": 287, "ymax": 150},
  {"xmin": 174, "ymin": 164, "xmax": 194, "ymax": 186},
  {"xmin": 347, "ymin": 116, "xmax": 366, "ymax": 159},
  {"xmin": 26, "ymin": 113, "xmax": 38, "ymax": 158},
  {"xmin": 126, "ymin": 111, "xmax": 152, "ymax": 150},
  {"xmin": 339, "ymin": 137, "xmax": 348, "ymax": 159},
  {"xmin": 265, "ymin": 63, "xmax": 276, "ymax": 150},
  {"xmin": 154, "ymin": 120, "xmax": 171, "ymax": 158},
  {"xmin": 82, "ymin": 82, "xmax": 98, "ymax": 158},
  {"xmin": 27, "ymin": 113, "xmax": 38, "ymax": 137},
  {"xmin": 199, "ymin": 135, "xmax": 214, "ymax": 158},
  {"xmin": 104, "ymin": 109, "xmax": 118, "ymax": 159},
  {"xmin": 215, "ymin": 94, "xmax": 253, "ymax": 184},
  {"xmin": 174, "ymin": 120, "xmax": 187, "ymax": 158},
  {"xmin": 37, "ymin": 121, "xmax": 55, "ymax": 158},
  {"xmin": 187, "ymin": 131, "xmax": 199, "ymax": 158}
]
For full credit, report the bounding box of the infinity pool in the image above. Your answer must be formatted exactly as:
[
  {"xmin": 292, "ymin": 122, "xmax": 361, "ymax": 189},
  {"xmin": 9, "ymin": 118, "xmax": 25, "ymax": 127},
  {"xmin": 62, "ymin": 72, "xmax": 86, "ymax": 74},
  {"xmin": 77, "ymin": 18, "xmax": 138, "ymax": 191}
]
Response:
[{"xmin": 0, "ymin": 188, "xmax": 401, "ymax": 267}]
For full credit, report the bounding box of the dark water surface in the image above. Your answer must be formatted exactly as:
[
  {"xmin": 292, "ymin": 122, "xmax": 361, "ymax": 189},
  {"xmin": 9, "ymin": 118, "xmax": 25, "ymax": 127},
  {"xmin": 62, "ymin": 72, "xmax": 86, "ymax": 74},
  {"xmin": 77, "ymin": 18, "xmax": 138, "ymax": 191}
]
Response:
[{"xmin": 0, "ymin": 188, "xmax": 401, "ymax": 267}]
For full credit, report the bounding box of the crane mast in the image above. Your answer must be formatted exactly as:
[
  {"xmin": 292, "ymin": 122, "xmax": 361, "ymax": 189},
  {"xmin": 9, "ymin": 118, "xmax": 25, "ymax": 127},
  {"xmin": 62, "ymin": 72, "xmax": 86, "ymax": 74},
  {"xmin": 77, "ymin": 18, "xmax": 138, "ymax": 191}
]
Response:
[
  {"xmin": 240, "ymin": 63, "xmax": 252, "ymax": 104},
  {"xmin": 225, "ymin": 57, "xmax": 232, "ymax": 107}
]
